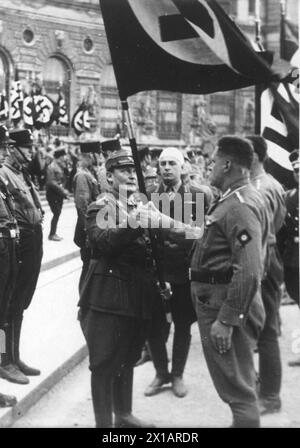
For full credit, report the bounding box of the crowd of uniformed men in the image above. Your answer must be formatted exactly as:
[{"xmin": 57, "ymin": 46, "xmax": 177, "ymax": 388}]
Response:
[{"xmin": 0, "ymin": 124, "xmax": 298, "ymax": 428}]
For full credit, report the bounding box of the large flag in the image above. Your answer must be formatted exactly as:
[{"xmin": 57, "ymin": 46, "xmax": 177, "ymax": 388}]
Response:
[
  {"xmin": 99, "ymin": 0, "xmax": 278, "ymax": 100},
  {"xmin": 23, "ymin": 95, "xmax": 35, "ymax": 128},
  {"xmin": 0, "ymin": 92, "xmax": 9, "ymax": 122},
  {"xmin": 10, "ymin": 80, "xmax": 23, "ymax": 125},
  {"xmin": 51, "ymin": 92, "xmax": 69, "ymax": 126},
  {"xmin": 71, "ymin": 103, "xmax": 90, "ymax": 136},
  {"xmin": 262, "ymin": 10, "xmax": 299, "ymax": 189},
  {"xmin": 33, "ymin": 94, "xmax": 54, "ymax": 129}
]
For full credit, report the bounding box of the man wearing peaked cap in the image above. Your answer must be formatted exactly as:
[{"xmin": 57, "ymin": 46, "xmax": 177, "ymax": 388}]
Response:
[
  {"xmin": 78, "ymin": 145, "xmax": 157, "ymax": 428},
  {"xmin": 73, "ymin": 142, "xmax": 101, "ymax": 289},
  {"xmin": 53, "ymin": 147, "xmax": 67, "ymax": 159},
  {"xmin": 9, "ymin": 129, "xmax": 34, "ymax": 148},
  {"xmin": 97, "ymin": 140, "xmax": 122, "ymax": 192},
  {"xmin": 101, "ymin": 139, "xmax": 121, "ymax": 155},
  {"xmin": 0, "ymin": 126, "xmax": 18, "ymax": 405},
  {"xmin": 46, "ymin": 146, "xmax": 69, "ymax": 241},
  {"xmin": 105, "ymin": 148, "xmax": 135, "ymax": 172},
  {"xmin": 0, "ymin": 128, "xmax": 44, "ymax": 384},
  {"xmin": 80, "ymin": 141, "xmax": 101, "ymax": 154}
]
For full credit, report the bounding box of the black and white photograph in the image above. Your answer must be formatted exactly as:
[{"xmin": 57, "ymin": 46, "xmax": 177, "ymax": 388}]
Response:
[{"xmin": 0, "ymin": 0, "xmax": 299, "ymax": 433}]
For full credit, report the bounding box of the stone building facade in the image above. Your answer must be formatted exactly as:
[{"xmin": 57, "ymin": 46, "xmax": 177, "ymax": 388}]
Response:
[{"xmin": 0, "ymin": 0, "xmax": 298, "ymax": 150}]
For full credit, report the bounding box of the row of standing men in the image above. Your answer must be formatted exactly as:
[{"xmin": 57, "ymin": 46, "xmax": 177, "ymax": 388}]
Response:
[
  {"xmin": 0, "ymin": 127, "xmax": 298, "ymax": 427},
  {"xmin": 75, "ymin": 136, "xmax": 299, "ymax": 428}
]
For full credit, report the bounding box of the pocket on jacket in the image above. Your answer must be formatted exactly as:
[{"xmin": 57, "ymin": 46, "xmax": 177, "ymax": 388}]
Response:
[{"xmin": 89, "ymin": 264, "xmax": 131, "ymax": 311}]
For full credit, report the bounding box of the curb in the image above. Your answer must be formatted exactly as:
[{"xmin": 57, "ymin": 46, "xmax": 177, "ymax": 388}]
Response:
[
  {"xmin": 0, "ymin": 345, "xmax": 88, "ymax": 428},
  {"xmin": 41, "ymin": 250, "xmax": 80, "ymax": 272}
]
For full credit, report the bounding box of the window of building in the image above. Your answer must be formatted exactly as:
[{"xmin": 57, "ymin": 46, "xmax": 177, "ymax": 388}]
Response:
[
  {"xmin": 23, "ymin": 28, "xmax": 35, "ymax": 45},
  {"xmin": 100, "ymin": 64, "xmax": 121, "ymax": 138},
  {"xmin": 157, "ymin": 92, "xmax": 182, "ymax": 139},
  {"xmin": 83, "ymin": 36, "xmax": 94, "ymax": 54},
  {"xmin": 0, "ymin": 52, "xmax": 9, "ymax": 100},
  {"xmin": 210, "ymin": 93, "xmax": 231, "ymax": 131},
  {"xmin": 43, "ymin": 57, "xmax": 71, "ymax": 136},
  {"xmin": 248, "ymin": 0, "xmax": 255, "ymax": 15}
]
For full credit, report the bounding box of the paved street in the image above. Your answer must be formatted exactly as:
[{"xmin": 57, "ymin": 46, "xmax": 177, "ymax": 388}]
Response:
[
  {"xmin": 0, "ymin": 201, "xmax": 298, "ymax": 428},
  {"xmin": 12, "ymin": 305, "xmax": 300, "ymax": 428}
]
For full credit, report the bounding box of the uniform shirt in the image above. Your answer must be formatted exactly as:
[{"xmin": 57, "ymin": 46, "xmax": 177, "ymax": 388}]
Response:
[
  {"xmin": 97, "ymin": 166, "xmax": 111, "ymax": 193},
  {"xmin": 148, "ymin": 181, "xmax": 213, "ymax": 284},
  {"xmin": 278, "ymin": 187, "xmax": 299, "ymax": 268},
  {"xmin": 1, "ymin": 162, "xmax": 42, "ymax": 226},
  {"xmin": 73, "ymin": 167, "xmax": 100, "ymax": 223},
  {"xmin": 190, "ymin": 179, "xmax": 265, "ymax": 326},
  {"xmin": 80, "ymin": 190, "xmax": 154, "ymax": 319},
  {"xmin": 46, "ymin": 160, "xmax": 68, "ymax": 198},
  {"xmin": 251, "ymin": 172, "xmax": 286, "ymax": 236},
  {"xmin": 0, "ymin": 172, "xmax": 17, "ymax": 230}
]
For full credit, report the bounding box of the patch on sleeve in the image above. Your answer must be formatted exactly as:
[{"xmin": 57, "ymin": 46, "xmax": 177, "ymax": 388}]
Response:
[{"xmin": 237, "ymin": 229, "xmax": 252, "ymax": 246}]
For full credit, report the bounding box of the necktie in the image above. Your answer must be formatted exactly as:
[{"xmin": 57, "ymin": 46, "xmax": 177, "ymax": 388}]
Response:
[{"xmin": 166, "ymin": 186, "xmax": 175, "ymax": 201}]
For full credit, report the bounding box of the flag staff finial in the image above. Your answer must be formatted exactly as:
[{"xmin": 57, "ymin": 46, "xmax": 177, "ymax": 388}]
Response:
[{"xmin": 280, "ymin": 0, "xmax": 286, "ymax": 16}]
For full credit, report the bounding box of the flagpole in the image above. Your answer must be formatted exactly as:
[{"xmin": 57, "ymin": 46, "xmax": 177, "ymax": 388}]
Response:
[
  {"xmin": 280, "ymin": 0, "xmax": 286, "ymax": 58},
  {"xmin": 254, "ymin": 0, "xmax": 262, "ymax": 134},
  {"xmin": 121, "ymin": 99, "xmax": 172, "ymax": 323}
]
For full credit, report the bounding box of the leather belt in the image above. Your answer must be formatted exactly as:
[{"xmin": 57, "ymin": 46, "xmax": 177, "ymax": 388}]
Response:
[
  {"xmin": 19, "ymin": 222, "xmax": 42, "ymax": 231},
  {"xmin": 189, "ymin": 268, "xmax": 233, "ymax": 284}
]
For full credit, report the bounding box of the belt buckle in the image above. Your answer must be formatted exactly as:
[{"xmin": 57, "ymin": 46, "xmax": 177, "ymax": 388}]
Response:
[
  {"xmin": 10, "ymin": 229, "xmax": 16, "ymax": 238},
  {"xmin": 210, "ymin": 275, "xmax": 215, "ymax": 285}
]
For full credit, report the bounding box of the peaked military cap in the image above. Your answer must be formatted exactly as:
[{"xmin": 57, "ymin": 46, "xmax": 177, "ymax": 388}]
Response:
[
  {"xmin": 54, "ymin": 147, "xmax": 67, "ymax": 158},
  {"xmin": 9, "ymin": 129, "xmax": 33, "ymax": 148},
  {"xmin": 105, "ymin": 149, "xmax": 134, "ymax": 171},
  {"xmin": 0, "ymin": 125, "xmax": 14, "ymax": 145},
  {"xmin": 80, "ymin": 141, "xmax": 101, "ymax": 154},
  {"xmin": 101, "ymin": 139, "xmax": 121, "ymax": 154}
]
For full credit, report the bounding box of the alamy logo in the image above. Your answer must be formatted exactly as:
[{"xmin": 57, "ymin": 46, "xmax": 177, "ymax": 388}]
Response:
[{"xmin": 96, "ymin": 191, "xmax": 205, "ymax": 240}]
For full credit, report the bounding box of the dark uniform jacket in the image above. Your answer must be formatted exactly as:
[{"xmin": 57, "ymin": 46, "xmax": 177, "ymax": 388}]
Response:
[
  {"xmin": 278, "ymin": 187, "xmax": 299, "ymax": 268},
  {"xmin": 73, "ymin": 167, "xmax": 100, "ymax": 248},
  {"xmin": 0, "ymin": 173, "xmax": 17, "ymax": 232},
  {"xmin": 78, "ymin": 190, "xmax": 156, "ymax": 320},
  {"xmin": 147, "ymin": 182, "xmax": 213, "ymax": 284},
  {"xmin": 0, "ymin": 162, "xmax": 43, "ymax": 227},
  {"xmin": 46, "ymin": 160, "xmax": 68, "ymax": 199},
  {"xmin": 252, "ymin": 171, "xmax": 286, "ymax": 282},
  {"xmin": 252, "ymin": 172, "xmax": 286, "ymax": 236},
  {"xmin": 190, "ymin": 179, "xmax": 266, "ymax": 328}
]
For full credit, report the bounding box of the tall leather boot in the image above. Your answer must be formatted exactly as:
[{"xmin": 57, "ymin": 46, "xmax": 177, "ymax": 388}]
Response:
[
  {"xmin": 114, "ymin": 367, "xmax": 155, "ymax": 428},
  {"xmin": 0, "ymin": 322, "xmax": 29, "ymax": 385},
  {"xmin": 13, "ymin": 316, "xmax": 40, "ymax": 376},
  {"xmin": 91, "ymin": 370, "xmax": 113, "ymax": 428},
  {"xmin": 171, "ymin": 331, "xmax": 191, "ymax": 397}
]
